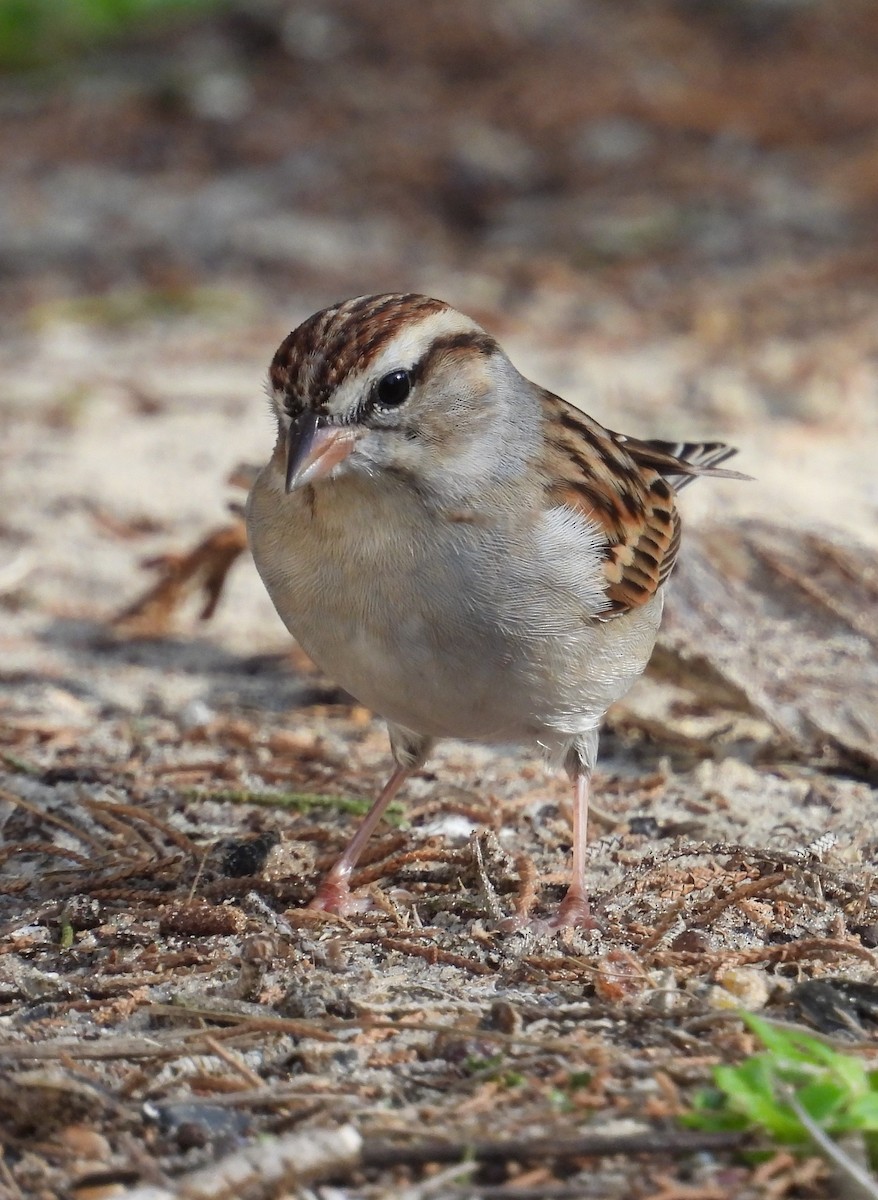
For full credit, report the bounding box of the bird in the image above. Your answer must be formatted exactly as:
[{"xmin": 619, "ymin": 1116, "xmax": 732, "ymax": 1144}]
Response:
[{"xmin": 246, "ymin": 293, "xmax": 745, "ymax": 930}]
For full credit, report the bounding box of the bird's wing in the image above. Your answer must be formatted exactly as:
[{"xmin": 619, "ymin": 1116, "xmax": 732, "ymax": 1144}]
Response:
[{"xmin": 539, "ymin": 391, "xmax": 742, "ymax": 617}]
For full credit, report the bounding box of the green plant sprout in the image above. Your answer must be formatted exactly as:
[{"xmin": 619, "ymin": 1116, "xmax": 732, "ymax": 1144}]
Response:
[
  {"xmin": 686, "ymin": 1012, "xmax": 878, "ymax": 1196},
  {"xmin": 0, "ymin": 0, "xmax": 226, "ymax": 69},
  {"xmin": 184, "ymin": 787, "xmax": 405, "ymax": 824}
]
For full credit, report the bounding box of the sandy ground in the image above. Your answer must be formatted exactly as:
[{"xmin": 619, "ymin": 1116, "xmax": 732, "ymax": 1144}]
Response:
[{"xmin": 2, "ymin": 4, "xmax": 878, "ymax": 1198}]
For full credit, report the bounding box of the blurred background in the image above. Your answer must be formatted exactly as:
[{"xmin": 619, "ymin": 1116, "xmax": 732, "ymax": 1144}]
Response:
[{"xmin": 2, "ymin": 0, "xmax": 878, "ymax": 649}]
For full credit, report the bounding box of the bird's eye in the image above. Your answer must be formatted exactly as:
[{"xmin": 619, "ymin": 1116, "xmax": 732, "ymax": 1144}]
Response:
[{"xmin": 374, "ymin": 369, "xmax": 411, "ymax": 408}]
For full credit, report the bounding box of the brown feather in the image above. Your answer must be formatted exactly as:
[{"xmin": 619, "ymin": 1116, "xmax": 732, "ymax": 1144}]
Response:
[{"xmin": 539, "ymin": 392, "xmax": 739, "ymax": 618}]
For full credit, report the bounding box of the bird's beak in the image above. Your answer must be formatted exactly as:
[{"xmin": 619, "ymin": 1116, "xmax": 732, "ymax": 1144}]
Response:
[{"xmin": 285, "ymin": 411, "xmax": 359, "ymax": 493}]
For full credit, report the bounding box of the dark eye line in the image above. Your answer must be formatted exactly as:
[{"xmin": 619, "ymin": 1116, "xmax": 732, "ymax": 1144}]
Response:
[
  {"xmin": 354, "ymin": 328, "xmax": 499, "ymax": 426},
  {"xmin": 410, "ymin": 329, "xmax": 499, "ymax": 381}
]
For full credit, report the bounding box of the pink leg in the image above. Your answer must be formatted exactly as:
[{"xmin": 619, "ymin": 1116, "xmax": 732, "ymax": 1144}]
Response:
[
  {"xmin": 498, "ymin": 769, "xmax": 596, "ymax": 934},
  {"xmin": 547, "ymin": 770, "xmax": 595, "ymax": 930},
  {"xmin": 309, "ymin": 765, "xmax": 409, "ymax": 915}
]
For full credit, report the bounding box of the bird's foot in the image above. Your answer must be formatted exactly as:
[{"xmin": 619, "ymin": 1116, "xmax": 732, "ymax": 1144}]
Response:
[
  {"xmin": 547, "ymin": 889, "xmax": 597, "ymax": 930},
  {"xmin": 497, "ymin": 890, "xmax": 599, "ymax": 935},
  {"xmin": 307, "ymin": 875, "xmax": 373, "ymax": 917}
]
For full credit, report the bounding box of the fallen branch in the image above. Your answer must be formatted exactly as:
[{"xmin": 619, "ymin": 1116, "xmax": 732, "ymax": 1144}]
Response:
[
  {"xmin": 108, "ymin": 1124, "xmax": 747, "ymax": 1199},
  {"xmin": 117, "ymin": 1125, "xmax": 362, "ymax": 1199},
  {"xmin": 361, "ymin": 1128, "xmax": 748, "ymax": 1169}
]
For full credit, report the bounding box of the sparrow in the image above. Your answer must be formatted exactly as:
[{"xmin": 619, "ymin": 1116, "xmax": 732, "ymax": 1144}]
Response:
[{"xmin": 246, "ymin": 293, "xmax": 744, "ymax": 929}]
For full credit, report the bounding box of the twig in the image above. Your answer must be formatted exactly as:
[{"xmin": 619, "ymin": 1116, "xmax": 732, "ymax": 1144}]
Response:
[
  {"xmin": 118, "ymin": 1124, "xmax": 361, "ymax": 1199},
  {"xmin": 375, "ymin": 936, "xmax": 495, "ymax": 975},
  {"xmin": 642, "ymin": 1177, "xmax": 728, "ymax": 1200},
  {"xmin": 513, "ymin": 851, "xmax": 539, "ymax": 920},
  {"xmin": 0, "ymin": 785, "xmax": 108, "ymax": 852},
  {"xmin": 0, "ymin": 751, "xmax": 40, "ymax": 776},
  {"xmin": 0, "ymin": 841, "xmax": 95, "ymax": 867},
  {"xmin": 346, "ymin": 839, "xmax": 452, "ymax": 887},
  {"xmin": 154, "ymin": 1082, "xmax": 358, "ymax": 1109},
  {"xmin": 446, "ymin": 1188, "xmax": 625, "ymax": 1200},
  {"xmin": 84, "ymin": 798, "xmax": 159, "ymax": 856},
  {"xmin": 634, "ymin": 897, "xmax": 687, "ymax": 953},
  {"xmin": 186, "ymin": 850, "xmax": 209, "ymax": 904},
  {"xmin": 202, "ymin": 1036, "xmax": 264, "ymax": 1089},
  {"xmin": 0, "ymin": 1008, "xmax": 609, "ymax": 1064},
  {"xmin": 85, "ymin": 798, "xmax": 202, "ymax": 860},
  {"xmin": 0, "ymin": 1020, "xmax": 333, "ymax": 1062},
  {"xmin": 398, "ymin": 1158, "xmax": 477, "ymax": 1199},
  {"xmin": 691, "ymin": 873, "xmax": 788, "ymax": 928},
  {"xmin": 361, "ymin": 1129, "xmax": 748, "ymax": 1169},
  {"xmin": 471, "ymin": 833, "xmax": 506, "ymax": 921},
  {"xmin": 682, "ymin": 1010, "xmax": 878, "ymax": 1053},
  {"xmin": 651, "ymin": 938, "xmax": 878, "ymax": 972}
]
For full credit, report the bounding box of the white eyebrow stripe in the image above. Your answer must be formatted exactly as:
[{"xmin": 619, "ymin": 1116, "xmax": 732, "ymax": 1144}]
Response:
[{"xmin": 324, "ymin": 308, "xmax": 484, "ymax": 418}]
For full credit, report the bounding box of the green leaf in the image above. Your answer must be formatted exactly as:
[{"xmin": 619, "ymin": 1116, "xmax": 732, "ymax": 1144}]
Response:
[
  {"xmin": 684, "ymin": 1008, "xmax": 878, "ymax": 1188},
  {"xmin": 842, "ymin": 1094, "xmax": 878, "ymax": 1132},
  {"xmin": 796, "ymin": 1081, "xmax": 848, "ymax": 1124},
  {"xmin": 742, "ymin": 1015, "xmax": 836, "ymax": 1071}
]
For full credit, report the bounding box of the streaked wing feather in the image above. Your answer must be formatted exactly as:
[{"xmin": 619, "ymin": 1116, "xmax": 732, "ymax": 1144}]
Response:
[
  {"xmin": 612, "ymin": 434, "xmax": 746, "ymax": 491},
  {"xmin": 540, "ymin": 393, "xmax": 739, "ymax": 618}
]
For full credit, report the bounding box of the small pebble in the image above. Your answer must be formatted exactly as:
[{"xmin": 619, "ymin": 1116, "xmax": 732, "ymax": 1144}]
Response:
[
  {"xmin": 58, "ymin": 1124, "xmax": 111, "ymax": 1161},
  {"xmin": 709, "ymin": 967, "xmax": 770, "ymax": 1010}
]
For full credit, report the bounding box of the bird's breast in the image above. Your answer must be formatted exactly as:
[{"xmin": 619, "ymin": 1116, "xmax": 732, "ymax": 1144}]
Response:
[{"xmin": 246, "ymin": 468, "xmax": 662, "ymax": 745}]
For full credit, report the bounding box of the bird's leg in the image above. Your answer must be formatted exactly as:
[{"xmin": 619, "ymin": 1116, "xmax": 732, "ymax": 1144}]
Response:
[
  {"xmin": 309, "ymin": 728, "xmax": 432, "ymax": 917},
  {"xmin": 309, "ymin": 764, "xmax": 410, "ymax": 915},
  {"xmin": 545, "ymin": 734, "xmax": 599, "ymax": 929},
  {"xmin": 547, "ymin": 768, "xmax": 594, "ymax": 929},
  {"xmin": 499, "ymin": 736, "xmax": 598, "ymax": 934}
]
